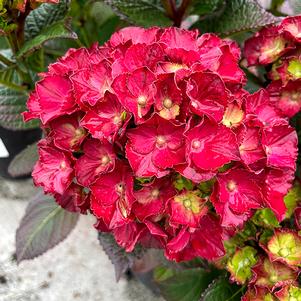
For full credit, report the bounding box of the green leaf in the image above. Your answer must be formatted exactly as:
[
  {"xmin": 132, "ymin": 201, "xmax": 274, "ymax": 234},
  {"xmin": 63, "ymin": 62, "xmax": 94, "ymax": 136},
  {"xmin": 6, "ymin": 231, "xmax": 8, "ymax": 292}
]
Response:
[
  {"xmin": 155, "ymin": 268, "xmax": 218, "ymax": 301},
  {"xmin": 16, "ymin": 193, "xmax": 79, "ymax": 263},
  {"xmin": 194, "ymin": 0, "xmax": 279, "ymax": 36},
  {"xmin": 0, "ymin": 50, "xmax": 37, "ymax": 130},
  {"xmin": 153, "ymin": 266, "xmax": 175, "ymax": 282},
  {"xmin": 26, "ymin": 49, "xmax": 45, "ymax": 73},
  {"xmin": 0, "ymin": 49, "xmax": 19, "ymax": 90},
  {"xmin": 90, "ymin": 2, "xmax": 115, "ymax": 26},
  {"xmin": 8, "ymin": 142, "xmax": 38, "ymax": 177},
  {"xmin": 284, "ymin": 183, "xmax": 301, "ymax": 218},
  {"xmin": 104, "ymin": 0, "xmax": 172, "ymax": 27},
  {"xmin": 0, "ymin": 82, "xmax": 38, "ymax": 130},
  {"xmin": 94, "ymin": 16, "xmax": 120, "ymax": 45},
  {"xmin": 17, "ymin": 21, "xmax": 77, "ymax": 58},
  {"xmin": 288, "ymin": 0, "xmax": 301, "ymax": 14},
  {"xmin": 190, "ymin": 0, "xmax": 225, "ymax": 16},
  {"xmin": 98, "ymin": 232, "xmax": 144, "ymax": 281},
  {"xmin": 200, "ymin": 277, "xmax": 243, "ymax": 301},
  {"xmin": 25, "ymin": 0, "xmax": 70, "ymax": 40}
]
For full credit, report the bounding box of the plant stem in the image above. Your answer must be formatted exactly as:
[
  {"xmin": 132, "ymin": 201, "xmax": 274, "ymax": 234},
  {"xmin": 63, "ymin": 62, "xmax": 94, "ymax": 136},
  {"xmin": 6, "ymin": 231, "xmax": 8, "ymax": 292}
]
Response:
[
  {"xmin": 175, "ymin": 0, "xmax": 191, "ymax": 27},
  {"xmin": 225, "ymin": 286, "xmax": 245, "ymax": 301},
  {"xmin": 161, "ymin": 0, "xmax": 176, "ymax": 19},
  {"xmin": 161, "ymin": 0, "xmax": 192, "ymax": 27}
]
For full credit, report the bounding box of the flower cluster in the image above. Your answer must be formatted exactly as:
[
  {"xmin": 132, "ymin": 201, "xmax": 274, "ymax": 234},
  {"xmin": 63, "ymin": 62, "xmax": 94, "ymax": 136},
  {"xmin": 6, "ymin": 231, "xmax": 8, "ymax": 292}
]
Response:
[
  {"xmin": 237, "ymin": 227, "xmax": 301, "ymax": 300},
  {"xmin": 24, "ymin": 26, "xmax": 298, "ymax": 262},
  {"xmin": 244, "ymin": 15, "xmax": 301, "ymax": 118}
]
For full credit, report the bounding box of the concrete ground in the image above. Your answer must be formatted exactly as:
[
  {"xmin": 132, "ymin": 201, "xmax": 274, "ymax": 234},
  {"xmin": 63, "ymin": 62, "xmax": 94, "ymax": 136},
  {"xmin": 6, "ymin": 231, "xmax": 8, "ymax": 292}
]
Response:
[{"xmin": 0, "ymin": 178, "xmax": 164, "ymax": 301}]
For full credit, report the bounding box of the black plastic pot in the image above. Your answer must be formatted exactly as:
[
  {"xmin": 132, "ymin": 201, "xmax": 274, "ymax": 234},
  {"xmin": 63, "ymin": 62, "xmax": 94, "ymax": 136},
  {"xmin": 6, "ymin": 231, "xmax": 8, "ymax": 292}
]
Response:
[{"xmin": 0, "ymin": 126, "xmax": 41, "ymax": 179}]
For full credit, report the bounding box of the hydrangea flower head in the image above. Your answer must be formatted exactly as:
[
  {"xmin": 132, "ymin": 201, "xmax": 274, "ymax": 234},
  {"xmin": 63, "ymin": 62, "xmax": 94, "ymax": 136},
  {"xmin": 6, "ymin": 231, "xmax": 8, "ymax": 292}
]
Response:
[{"xmin": 24, "ymin": 26, "xmax": 298, "ymax": 263}]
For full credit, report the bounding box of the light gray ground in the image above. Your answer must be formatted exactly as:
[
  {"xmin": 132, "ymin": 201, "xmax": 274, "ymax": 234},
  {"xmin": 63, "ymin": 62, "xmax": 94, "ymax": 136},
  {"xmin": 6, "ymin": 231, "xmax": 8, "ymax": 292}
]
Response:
[{"xmin": 0, "ymin": 178, "xmax": 164, "ymax": 301}]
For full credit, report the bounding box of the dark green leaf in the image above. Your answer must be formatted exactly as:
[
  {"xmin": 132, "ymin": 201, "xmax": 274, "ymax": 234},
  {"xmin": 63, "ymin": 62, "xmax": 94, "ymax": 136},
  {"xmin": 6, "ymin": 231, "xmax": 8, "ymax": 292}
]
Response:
[
  {"xmin": 155, "ymin": 268, "xmax": 218, "ymax": 301},
  {"xmin": 25, "ymin": 0, "xmax": 70, "ymax": 40},
  {"xmin": 16, "ymin": 193, "xmax": 79, "ymax": 263},
  {"xmin": 17, "ymin": 21, "xmax": 77, "ymax": 58},
  {"xmin": 190, "ymin": 0, "xmax": 225, "ymax": 16},
  {"xmin": 194, "ymin": 0, "xmax": 279, "ymax": 36},
  {"xmin": 104, "ymin": 0, "xmax": 172, "ymax": 27},
  {"xmin": 8, "ymin": 142, "xmax": 38, "ymax": 177},
  {"xmin": 98, "ymin": 232, "xmax": 144, "ymax": 281},
  {"xmin": 26, "ymin": 49, "xmax": 45, "ymax": 73},
  {"xmin": 0, "ymin": 49, "xmax": 18, "ymax": 89},
  {"xmin": 0, "ymin": 50, "xmax": 37, "ymax": 130},
  {"xmin": 95, "ymin": 16, "xmax": 120, "ymax": 45},
  {"xmin": 200, "ymin": 277, "xmax": 243, "ymax": 301},
  {"xmin": 0, "ymin": 82, "xmax": 38, "ymax": 130}
]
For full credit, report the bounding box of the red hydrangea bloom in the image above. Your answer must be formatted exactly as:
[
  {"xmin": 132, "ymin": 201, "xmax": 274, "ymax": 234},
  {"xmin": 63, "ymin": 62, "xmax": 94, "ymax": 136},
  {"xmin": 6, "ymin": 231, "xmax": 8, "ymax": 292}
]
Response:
[
  {"xmin": 165, "ymin": 215, "xmax": 225, "ymax": 262},
  {"xmin": 250, "ymin": 256, "xmax": 298, "ymax": 290},
  {"xmin": 237, "ymin": 125, "xmax": 266, "ymax": 168},
  {"xmin": 274, "ymin": 285, "xmax": 301, "ymax": 300},
  {"xmin": 108, "ymin": 27, "xmax": 160, "ymax": 48},
  {"xmin": 154, "ymin": 73, "xmax": 183, "ymax": 120},
  {"xmin": 112, "ymin": 67, "xmax": 156, "ymax": 122},
  {"xmin": 75, "ymin": 138, "xmax": 116, "ymax": 187},
  {"xmin": 185, "ymin": 119, "xmax": 239, "ymax": 171},
  {"xmin": 25, "ymin": 26, "xmax": 298, "ymax": 263},
  {"xmin": 111, "ymin": 43, "xmax": 165, "ymax": 77},
  {"xmin": 54, "ymin": 183, "xmax": 90, "ymax": 214},
  {"xmin": 133, "ymin": 177, "xmax": 176, "ymax": 222},
  {"xmin": 263, "ymin": 168, "xmax": 295, "ymax": 220},
  {"xmin": 187, "ymin": 71, "xmax": 228, "ymax": 122},
  {"xmin": 23, "ymin": 75, "xmax": 77, "ymax": 124},
  {"xmin": 32, "ymin": 140, "xmax": 74, "ymax": 195},
  {"xmin": 268, "ymin": 80, "xmax": 301, "ymax": 118},
  {"xmin": 242, "ymin": 287, "xmax": 275, "ymax": 301},
  {"xmin": 245, "ymin": 89, "xmax": 282, "ymax": 127},
  {"xmin": 261, "ymin": 123, "xmax": 297, "ymax": 171},
  {"xmin": 71, "ymin": 60, "xmax": 112, "ymax": 107},
  {"xmin": 126, "ymin": 114, "xmax": 186, "ymax": 177},
  {"xmin": 159, "ymin": 27, "xmax": 199, "ymax": 51},
  {"xmin": 244, "ymin": 26, "xmax": 294, "ymax": 66},
  {"xmin": 269, "ymin": 52, "xmax": 301, "ymax": 85},
  {"xmin": 49, "ymin": 113, "xmax": 86, "ymax": 152},
  {"xmin": 211, "ymin": 168, "xmax": 264, "ymax": 227},
  {"xmin": 80, "ymin": 92, "xmax": 130, "ymax": 142},
  {"xmin": 244, "ymin": 16, "xmax": 301, "ymax": 118},
  {"xmin": 281, "ymin": 16, "xmax": 301, "ymax": 43},
  {"xmin": 169, "ymin": 190, "xmax": 208, "ymax": 228},
  {"xmin": 90, "ymin": 161, "xmax": 135, "ymax": 228}
]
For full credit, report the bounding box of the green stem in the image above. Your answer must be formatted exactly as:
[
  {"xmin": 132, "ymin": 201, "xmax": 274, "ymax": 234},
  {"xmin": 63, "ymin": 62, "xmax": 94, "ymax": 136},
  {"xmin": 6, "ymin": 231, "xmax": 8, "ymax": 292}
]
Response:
[{"xmin": 225, "ymin": 286, "xmax": 245, "ymax": 301}]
